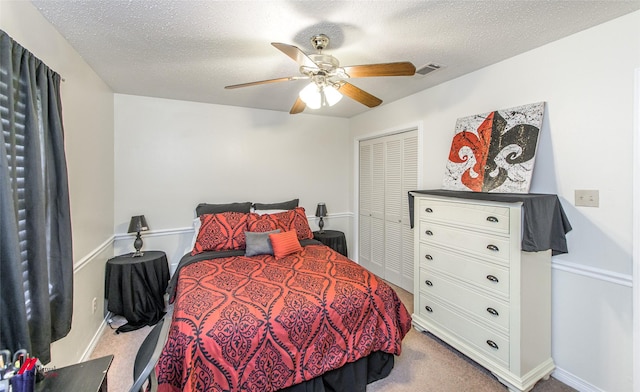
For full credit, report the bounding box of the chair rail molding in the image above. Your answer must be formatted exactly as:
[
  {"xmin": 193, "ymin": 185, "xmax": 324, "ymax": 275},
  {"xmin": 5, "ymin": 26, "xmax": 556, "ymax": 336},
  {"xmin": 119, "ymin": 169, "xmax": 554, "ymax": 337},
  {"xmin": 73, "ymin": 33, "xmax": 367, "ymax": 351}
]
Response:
[{"xmin": 552, "ymin": 259, "xmax": 633, "ymax": 287}]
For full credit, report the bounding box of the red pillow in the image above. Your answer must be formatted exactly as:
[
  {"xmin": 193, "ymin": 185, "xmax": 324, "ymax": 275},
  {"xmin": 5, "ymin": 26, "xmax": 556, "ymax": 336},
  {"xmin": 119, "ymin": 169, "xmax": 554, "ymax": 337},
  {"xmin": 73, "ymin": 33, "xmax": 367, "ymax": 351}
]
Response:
[
  {"xmin": 247, "ymin": 212, "xmax": 282, "ymax": 232},
  {"xmin": 247, "ymin": 207, "xmax": 313, "ymax": 241},
  {"xmin": 192, "ymin": 212, "xmax": 248, "ymax": 255},
  {"xmin": 269, "ymin": 230, "xmax": 303, "ymax": 259},
  {"xmin": 285, "ymin": 207, "xmax": 314, "ymax": 240}
]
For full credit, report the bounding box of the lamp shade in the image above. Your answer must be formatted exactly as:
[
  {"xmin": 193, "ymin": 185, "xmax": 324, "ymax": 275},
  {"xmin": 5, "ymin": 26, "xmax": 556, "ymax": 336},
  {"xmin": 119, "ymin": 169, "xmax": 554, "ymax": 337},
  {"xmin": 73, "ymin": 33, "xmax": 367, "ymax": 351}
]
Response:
[
  {"xmin": 127, "ymin": 215, "xmax": 149, "ymax": 233},
  {"xmin": 323, "ymin": 85, "xmax": 343, "ymax": 106},
  {"xmin": 299, "ymin": 82, "xmax": 322, "ymax": 109},
  {"xmin": 315, "ymin": 203, "xmax": 327, "ymax": 217},
  {"xmin": 299, "ymin": 83, "xmax": 343, "ymax": 110}
]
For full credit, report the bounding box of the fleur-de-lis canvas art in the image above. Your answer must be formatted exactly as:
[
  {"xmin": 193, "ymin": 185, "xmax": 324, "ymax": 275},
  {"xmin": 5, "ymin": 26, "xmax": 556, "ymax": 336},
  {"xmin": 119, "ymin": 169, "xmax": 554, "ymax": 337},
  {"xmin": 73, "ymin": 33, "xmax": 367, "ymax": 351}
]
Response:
[{"xmin": 442, "ymin": 102, "xmax": 545, "ymax": 193}]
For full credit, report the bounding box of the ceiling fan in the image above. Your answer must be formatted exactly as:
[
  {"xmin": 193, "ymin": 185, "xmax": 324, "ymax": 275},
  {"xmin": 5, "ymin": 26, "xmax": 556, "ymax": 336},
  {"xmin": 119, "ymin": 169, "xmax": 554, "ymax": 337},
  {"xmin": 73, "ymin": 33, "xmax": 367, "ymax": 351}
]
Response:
[{"xmin": 225, "ymin": 34, "xmax": 416, "ymax": 114}]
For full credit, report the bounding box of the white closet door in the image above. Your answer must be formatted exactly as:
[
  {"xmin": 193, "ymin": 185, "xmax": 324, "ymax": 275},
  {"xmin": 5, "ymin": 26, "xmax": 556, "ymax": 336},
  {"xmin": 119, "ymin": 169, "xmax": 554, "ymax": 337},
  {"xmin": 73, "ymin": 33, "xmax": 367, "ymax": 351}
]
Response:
[
  {"xmin": 383, "ymin": 132, "xmax": 418, "ymax": 292},
  {"xmin": 358, "ymin": 142, "xmax": 373, "ymax": 272},
  {"xmin": 369, "ymin": 140, "xmax": 385, "ymax": 277},
  {"xmin": 358, "ymin": 129, "xmax": 418, "ymax": 292},
  {"xmin": 384, "ymin": 137, "xmax": 403, "ymax": 286},
  {"xmin": 400, "ymin": 134, "xmax": 418, "ymax": 290}
]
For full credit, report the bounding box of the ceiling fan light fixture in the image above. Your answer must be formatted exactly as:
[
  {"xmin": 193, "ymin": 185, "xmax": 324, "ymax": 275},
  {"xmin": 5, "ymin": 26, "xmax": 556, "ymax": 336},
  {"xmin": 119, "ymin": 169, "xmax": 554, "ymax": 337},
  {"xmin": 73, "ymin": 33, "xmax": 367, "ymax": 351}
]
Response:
[
  {"xmin": 323, "ymin": 85, "xmax": 342, "ymax": 106},
  {"xmin": 299, "ymin": 82, "xmax": 322, "ymax": 109},
  {"xmin": 299, "ymin": 82, "xmax": 342, "ymax": 109}
]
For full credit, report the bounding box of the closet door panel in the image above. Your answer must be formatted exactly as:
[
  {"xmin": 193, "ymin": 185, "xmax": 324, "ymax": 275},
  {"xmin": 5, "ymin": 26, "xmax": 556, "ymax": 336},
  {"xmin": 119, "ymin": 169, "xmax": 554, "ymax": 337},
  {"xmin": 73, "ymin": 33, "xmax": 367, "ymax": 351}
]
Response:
[
  {"xmin": 402, "ymin": 135, "xmax": 419, "ymax": 226},
  {"xmin": 371, "ymin": 141, "xmax": 385, "ymax": 220},
  {"xmin": 401, "ymin": 223, "xmax": 415, "ymax": 290},
  {"xmin": 384, "ymin": 221, "xmax": 402, "ymax": 284},
  {"xmin": 369, "ymin": 216, "xmax": 385, "ymax": 277},
  {"xmin": 358, "ymin": 214, "xmax": 372, "ymax": 270},
  {"xmin": 400, "ymin": 134, "xmax": 418, "ymax": 291},
  {"xmin": 359, "ymin": 143, "xmax": 372, "ymax": 216},
  {"xmin": 359, "ymin": 142, "xmax": 372, "ymax": 267},
  {"xmin": 358, "ymin": 129, "xmax": 419, "ymax": 293},
  {"xmin": 383, "ymin": 138, "xmax": 403, "ymax": 286},
  {"xmin": 385, "ymin": 138, "xmax": 402, "ymax": 222}
]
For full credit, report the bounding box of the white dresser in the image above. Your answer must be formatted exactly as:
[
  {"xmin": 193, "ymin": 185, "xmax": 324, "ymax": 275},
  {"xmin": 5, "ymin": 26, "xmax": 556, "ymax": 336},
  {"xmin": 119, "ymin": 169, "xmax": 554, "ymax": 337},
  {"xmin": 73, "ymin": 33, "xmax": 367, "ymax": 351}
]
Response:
[{"xmin": 411, "ymin": 192, "xmax": 554, "ymax": 392}]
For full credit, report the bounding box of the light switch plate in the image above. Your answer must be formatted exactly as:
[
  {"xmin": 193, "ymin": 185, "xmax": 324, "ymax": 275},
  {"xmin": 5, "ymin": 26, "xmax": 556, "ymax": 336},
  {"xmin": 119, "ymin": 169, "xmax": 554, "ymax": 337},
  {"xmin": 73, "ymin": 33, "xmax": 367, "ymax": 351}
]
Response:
[{"xmin": 575, "ymin": 189, "xmax": 599, "ymax": 207}]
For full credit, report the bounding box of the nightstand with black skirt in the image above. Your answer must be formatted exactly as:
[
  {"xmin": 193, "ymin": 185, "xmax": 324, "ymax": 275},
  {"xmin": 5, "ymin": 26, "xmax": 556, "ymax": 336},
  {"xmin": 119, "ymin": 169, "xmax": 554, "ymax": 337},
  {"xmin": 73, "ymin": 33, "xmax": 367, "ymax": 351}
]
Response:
[
  {"xmin": 105, "ymin": 250, "xmax": 169, "ymax": 333},
  {"xmin": 313, "ymin": 230, "xmax": 348, "ymax": 257}
]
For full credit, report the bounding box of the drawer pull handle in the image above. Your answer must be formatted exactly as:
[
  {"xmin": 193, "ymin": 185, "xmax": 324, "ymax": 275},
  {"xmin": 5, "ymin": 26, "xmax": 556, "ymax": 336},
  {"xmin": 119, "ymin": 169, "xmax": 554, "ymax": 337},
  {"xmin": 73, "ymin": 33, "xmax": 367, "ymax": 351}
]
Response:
[
  {"xmin": 424, "ymin": 254, "xmax": 433, "ymax": 260},
  {"xmin": 425, "ymin": 230, "xmax": 433, "ymax": 236},
  {"xmin": 425, "ymin": 305, "xmax": 433, "ymax": 313},
  {"xmin": 486, "ymin": 307, "xmax": 499, "ymax": 316},
  {"xmin": 425, "ymin": 280, "xmax": 433, "ymax": 287},
  {"xmin": 486, "ymin": 216, "xmax": 499, "ymax": 223},
  {"xmin": 486, "ymin": 275, "xmax": 499, "ymax": 283},
  {"xmin": 425, "ymin": 208, "xmax": 433, "ymax": 213},
  {"xmin": 486, "ymin": 340, "xmax": 499, "ymax": 350},
  {"xmin": 487, "ymin": 244, "xmax": 499, "ymax": 252}
]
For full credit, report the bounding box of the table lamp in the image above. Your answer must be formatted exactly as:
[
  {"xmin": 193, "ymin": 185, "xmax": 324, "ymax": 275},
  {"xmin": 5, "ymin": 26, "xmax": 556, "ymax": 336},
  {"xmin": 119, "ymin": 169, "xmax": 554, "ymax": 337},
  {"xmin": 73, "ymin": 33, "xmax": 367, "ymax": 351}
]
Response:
[
  {"xmin": 127, "ymin": 215, "xmax": 149, "ymax": 257},
  {"xmin": 315, "ymin": 203, "xmax": 327, "ymax": 233}
]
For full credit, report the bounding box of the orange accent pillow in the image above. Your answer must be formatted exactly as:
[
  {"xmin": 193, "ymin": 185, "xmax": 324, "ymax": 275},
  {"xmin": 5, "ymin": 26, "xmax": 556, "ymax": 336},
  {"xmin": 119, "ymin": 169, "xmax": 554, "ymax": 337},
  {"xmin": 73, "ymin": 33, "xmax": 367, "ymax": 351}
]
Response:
[{"xmin": 269, "ymin": 230, "xmax": 302, "ymax": 259}]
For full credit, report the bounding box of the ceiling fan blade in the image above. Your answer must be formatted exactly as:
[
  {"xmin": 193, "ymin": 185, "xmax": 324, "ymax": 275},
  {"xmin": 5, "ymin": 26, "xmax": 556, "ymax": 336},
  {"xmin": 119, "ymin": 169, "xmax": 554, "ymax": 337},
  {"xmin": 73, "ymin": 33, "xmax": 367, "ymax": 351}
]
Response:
[
  {"xmin": 271, "ymin": 42, "xmax": 318, "ymax": 69},
  {"xmin": 290, "ymin": 97, "xmax": 306, "ymax": 114},
  {"xmin": 225, "ymin": 76, "xmax": 307, "ymax": 89},
  {"xmin": 337, "ymin": 82, "xmax": 383, "ymax": 108},
  {"xmin": 343, "ymin": 62, "xmax": 416, "ymax": 78}
]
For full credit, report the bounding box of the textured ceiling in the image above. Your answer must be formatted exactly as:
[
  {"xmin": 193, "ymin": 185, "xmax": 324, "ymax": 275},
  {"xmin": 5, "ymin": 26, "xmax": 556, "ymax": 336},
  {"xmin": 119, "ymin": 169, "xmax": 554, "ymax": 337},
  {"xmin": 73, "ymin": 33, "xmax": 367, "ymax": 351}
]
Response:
[{"xmin": 30, "ymin": 0, "xmax": 640, "ymax": 118}]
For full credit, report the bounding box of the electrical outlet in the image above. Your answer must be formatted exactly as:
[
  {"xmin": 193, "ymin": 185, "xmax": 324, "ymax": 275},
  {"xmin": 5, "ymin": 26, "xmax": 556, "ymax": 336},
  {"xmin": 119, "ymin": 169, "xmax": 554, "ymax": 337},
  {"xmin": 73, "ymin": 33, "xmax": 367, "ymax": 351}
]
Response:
[
  {"xmin": 575, "ymin": 189, "xmax": 599, "ymax": 207},
  {"xmin": 92, "ymin": 297, "xmax": 97, "ymax": 314}
]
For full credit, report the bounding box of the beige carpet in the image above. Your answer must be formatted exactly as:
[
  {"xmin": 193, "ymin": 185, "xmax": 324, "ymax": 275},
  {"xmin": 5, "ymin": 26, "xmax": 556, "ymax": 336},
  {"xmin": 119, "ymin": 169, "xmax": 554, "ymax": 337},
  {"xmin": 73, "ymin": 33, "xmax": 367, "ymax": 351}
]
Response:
[{"xmin": 90, "ymin": 284, "xmax": 575, "ymax": 392}]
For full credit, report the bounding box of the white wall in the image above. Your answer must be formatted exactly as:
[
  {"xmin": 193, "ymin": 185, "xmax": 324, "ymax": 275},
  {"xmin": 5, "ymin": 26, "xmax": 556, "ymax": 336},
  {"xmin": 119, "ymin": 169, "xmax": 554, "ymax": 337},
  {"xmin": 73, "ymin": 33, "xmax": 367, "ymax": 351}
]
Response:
[
  {"xmin": 0, "ymin": 0, "xmax": 115, "ymax": 367},
  {"xmin": 113, "ymin": 94, "xmax": 352, "ymax": 268},
  {"xmin": 349, "ymin": 11, "xmax": 640, "ymax": 392}
]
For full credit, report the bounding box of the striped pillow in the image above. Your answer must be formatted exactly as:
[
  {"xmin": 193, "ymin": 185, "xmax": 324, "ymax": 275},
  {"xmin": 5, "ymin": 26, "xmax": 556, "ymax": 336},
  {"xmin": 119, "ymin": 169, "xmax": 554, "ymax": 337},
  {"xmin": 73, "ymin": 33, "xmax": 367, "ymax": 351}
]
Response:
[{"xmin": 269, "ymin": 230, "xmax": 302, "ymax": 259}]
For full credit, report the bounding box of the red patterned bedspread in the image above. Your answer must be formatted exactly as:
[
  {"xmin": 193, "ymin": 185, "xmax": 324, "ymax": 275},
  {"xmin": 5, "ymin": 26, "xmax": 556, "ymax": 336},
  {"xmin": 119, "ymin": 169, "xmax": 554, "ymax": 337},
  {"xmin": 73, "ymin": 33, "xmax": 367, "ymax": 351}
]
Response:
[{"xmin": 157, "ymin": 244, "xmax": 412, "ymax": 392}]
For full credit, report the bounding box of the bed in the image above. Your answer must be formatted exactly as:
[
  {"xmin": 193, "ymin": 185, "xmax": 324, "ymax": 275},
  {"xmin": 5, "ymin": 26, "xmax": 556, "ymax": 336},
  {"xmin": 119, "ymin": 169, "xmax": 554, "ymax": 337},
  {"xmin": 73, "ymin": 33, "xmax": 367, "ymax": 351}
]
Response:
[{"xmin": 156, "ymin": 202, "xmax": 412, "ymax": 392}]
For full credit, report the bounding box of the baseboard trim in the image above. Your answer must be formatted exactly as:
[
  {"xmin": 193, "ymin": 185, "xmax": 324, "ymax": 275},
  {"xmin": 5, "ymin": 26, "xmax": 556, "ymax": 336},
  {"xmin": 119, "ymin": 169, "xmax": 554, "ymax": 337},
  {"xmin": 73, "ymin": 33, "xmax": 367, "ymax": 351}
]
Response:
[
  {"xmin": 552, "ymin": 366, "xmax": 605, "ymax": 392},
  {"xmin": 552, "ymin": 259, "xmax": 632, "ymax": 287},
  {"xmin": 80, "ymin": 314, "xmax": 111, "ymax": 362}
]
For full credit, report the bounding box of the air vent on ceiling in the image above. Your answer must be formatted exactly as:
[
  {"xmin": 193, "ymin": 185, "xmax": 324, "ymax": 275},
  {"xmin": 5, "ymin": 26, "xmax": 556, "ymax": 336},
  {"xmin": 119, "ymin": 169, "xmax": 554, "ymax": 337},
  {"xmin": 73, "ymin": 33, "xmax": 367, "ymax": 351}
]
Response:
[{"xmin": 416, "ymin": 63, "xmax": 443, "ymax": 75}]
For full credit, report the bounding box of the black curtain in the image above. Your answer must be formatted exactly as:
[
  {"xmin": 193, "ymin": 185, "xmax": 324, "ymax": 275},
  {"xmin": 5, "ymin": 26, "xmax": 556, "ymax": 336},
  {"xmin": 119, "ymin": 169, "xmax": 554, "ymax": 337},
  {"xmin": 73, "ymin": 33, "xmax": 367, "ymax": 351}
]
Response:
[{"xmin": 0, "ymin": 30, "xmax": 73, "ymax": 364}]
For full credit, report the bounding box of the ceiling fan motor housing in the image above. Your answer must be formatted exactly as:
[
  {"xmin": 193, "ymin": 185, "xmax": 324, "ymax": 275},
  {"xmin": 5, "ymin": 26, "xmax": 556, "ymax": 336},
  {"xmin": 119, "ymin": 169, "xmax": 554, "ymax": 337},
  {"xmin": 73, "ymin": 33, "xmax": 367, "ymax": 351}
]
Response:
[
  {"xmin": 308, "ymin": 54, "xmax": 339, "ymax": 71},
  {"xmin": 311, "ymin": 34, "xmax": 330, "ymax": 51}
]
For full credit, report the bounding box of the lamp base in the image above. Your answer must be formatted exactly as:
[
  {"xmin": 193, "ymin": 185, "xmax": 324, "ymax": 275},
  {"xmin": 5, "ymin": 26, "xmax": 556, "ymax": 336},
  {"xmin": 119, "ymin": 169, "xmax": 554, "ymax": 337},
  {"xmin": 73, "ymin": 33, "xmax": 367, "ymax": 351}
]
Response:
[
  {"xmin": 318, "ymin": 217, "xmax": 325, "ymax": 234},
  {"xmin": 132, "ymin": 232, "xmax": 144, "ymax": 257}
]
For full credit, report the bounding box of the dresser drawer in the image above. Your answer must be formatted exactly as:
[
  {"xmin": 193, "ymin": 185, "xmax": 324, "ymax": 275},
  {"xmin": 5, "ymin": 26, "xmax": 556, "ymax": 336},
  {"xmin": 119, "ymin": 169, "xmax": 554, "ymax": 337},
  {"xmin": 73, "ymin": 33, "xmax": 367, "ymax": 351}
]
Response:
[
  {"xmin": 418, "ymin": 269, "xmax": 509, "ymax": 331},
  {"xmin": 417, "ymin": 293, "xmax": 509, "ymax": 367},
  {"xmin": 419, "ymin": 221, "xmax": 510, "ymax": 264},
  {"xmin": 419, "ymin": 243, "xmax": 509, "ymax": 298},
  {"xmin": 418, "ymin": 198, "xmax": 510, "ymax": 234}
]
